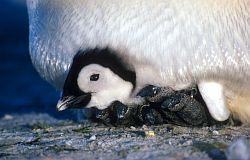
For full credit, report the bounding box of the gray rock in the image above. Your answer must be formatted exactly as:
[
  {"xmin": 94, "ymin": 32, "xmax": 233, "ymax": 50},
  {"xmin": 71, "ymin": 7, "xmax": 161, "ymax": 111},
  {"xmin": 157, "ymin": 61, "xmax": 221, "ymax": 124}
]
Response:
[{"xmin": 226, "ymin": 138, "xmax": 250, "ymax": 160}]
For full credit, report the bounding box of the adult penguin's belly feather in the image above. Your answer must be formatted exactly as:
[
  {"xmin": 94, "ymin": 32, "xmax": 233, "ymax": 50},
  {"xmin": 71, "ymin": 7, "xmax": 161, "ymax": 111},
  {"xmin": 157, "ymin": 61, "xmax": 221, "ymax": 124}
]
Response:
[{"xmin": 27, "ymin": 0, "xmax": 250, "ymax": 124}]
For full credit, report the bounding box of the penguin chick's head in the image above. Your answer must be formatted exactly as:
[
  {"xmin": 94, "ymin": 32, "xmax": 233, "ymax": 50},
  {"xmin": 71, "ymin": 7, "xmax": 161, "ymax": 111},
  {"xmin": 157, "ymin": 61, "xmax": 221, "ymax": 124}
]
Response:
[{"xmin": 57, "ymin": 48, "xmax": 136, "ymax": 111}]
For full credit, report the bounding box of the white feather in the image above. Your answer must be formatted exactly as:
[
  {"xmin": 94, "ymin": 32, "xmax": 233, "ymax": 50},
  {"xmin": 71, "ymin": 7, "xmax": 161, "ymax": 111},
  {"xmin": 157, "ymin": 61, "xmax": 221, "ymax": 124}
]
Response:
[
  {"xmin": 27, "ymin": 0, "xmax": 250, "ymax": 121},
  {"xmin": 27, "ymin": 0, "xmax": 250, "ymax": 89}
]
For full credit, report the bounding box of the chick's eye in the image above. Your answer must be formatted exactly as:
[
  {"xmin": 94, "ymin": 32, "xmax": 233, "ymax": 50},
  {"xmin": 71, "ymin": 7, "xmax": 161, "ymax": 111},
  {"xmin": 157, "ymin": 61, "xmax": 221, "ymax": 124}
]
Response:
[{"xmin": 90, "ymin": 74, "xmax": 100, "ymax": 81}]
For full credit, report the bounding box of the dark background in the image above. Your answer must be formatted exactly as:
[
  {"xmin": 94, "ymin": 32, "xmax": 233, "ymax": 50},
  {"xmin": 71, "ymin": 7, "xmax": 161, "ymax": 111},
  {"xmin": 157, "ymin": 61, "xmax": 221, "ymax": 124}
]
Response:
[{"xmin": 0, "ymin": 0, "xmax": 74, "ymax": 119}]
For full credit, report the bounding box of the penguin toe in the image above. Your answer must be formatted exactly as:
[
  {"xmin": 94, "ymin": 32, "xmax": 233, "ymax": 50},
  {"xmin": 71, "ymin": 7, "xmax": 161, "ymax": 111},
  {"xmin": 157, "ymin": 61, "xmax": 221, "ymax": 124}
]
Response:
[
  {"xmin": 138, "ymin": 105, "xmax": 163, "ymax": 125},
  {"xmin": 95, "ymin": 108, "xmax": 112, "ymax": 124},
  {"xmin": 161, "ymin": 94, "xmax": 184, "ymax": 111},
  {"xmin": 137, "ymin": 85, "xmax": 175, "ymax": 103}
]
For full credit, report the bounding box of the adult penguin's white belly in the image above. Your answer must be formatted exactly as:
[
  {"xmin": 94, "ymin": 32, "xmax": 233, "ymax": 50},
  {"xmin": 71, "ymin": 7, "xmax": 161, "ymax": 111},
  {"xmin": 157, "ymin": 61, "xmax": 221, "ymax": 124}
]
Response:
[{"xmin": 27, "ymin": 0, "xmax": 250, "ymax": 124}]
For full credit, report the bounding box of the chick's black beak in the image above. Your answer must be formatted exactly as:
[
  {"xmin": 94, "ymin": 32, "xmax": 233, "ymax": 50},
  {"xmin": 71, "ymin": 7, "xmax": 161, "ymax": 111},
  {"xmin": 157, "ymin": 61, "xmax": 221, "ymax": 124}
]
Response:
[{"xmin": 56, "ymin": 94, "xmax": 91, "ymax": 111}]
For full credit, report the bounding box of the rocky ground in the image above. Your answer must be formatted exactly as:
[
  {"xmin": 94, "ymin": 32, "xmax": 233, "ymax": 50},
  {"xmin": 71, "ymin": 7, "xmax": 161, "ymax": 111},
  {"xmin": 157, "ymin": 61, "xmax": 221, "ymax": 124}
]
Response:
[{"xmin": 1, "ymin": 113, "xmax": 250, "ymax": 160}]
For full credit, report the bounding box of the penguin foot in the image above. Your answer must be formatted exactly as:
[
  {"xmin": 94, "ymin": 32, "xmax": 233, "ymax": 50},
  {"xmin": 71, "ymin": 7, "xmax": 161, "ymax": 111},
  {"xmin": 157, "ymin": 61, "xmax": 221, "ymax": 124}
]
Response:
[
  {"xmin": 159, "ymin": 91, "xmax": 208, "ymax": 126},
  {"xmin": 93, "ymin": 85, "xmax": 228, "ymax": 126},
  {"xmin": 94, "ymin": 101, "xmax": 138, "ymax": 126},
  {"xmin": 136, "ymin": 85, "xmax": 217, "ymax": 126},
  {"xmin": 94, "ymin": 102, "xmax": 164, "ymax": 126}
]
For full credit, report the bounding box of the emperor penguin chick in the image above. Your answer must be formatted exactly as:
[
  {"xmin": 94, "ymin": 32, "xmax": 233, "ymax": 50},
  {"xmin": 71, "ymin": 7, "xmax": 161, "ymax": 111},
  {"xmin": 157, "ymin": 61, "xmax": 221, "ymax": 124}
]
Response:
[{"xmin": 57, "ymin": 48, "xmax": 140, "ymax": 111}]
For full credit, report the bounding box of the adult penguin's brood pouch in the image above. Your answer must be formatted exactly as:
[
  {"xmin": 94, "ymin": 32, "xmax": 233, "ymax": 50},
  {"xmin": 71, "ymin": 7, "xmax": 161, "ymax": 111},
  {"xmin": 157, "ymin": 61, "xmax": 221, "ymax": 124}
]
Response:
[{"xmin": 27, "ymin": 0, "xmax": 250, "ymax": 125}]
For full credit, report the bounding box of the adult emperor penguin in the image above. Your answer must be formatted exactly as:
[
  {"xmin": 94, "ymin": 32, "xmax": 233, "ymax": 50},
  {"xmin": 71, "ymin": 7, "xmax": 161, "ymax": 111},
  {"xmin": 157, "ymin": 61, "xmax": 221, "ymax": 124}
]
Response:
[{"xmin": 27, "ymin": 0, "xmax": 250, "ymax": 124}]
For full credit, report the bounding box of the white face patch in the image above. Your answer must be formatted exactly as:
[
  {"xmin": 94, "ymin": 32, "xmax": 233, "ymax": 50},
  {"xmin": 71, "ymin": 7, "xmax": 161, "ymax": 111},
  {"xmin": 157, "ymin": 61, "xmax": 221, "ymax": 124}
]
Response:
[{"xmin": 77, "ymin": 64, "xmax": 133, "ymax": 109}]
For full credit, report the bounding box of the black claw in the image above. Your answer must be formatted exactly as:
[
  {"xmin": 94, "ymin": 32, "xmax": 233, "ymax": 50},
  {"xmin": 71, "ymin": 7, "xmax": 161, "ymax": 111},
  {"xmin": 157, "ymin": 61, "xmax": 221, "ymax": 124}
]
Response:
[
  {"xmin": 94, "ymin": 108, "xmax": 113, "ymax": 125},
  {"xmin": 136, "ymin": 85, "xmax": 161, "ymax": 97},
  {"xmin": 95, "ymin": 108, "xmax": 110, "ymax": 119},
  {"xmin": 139, "ymin": 105, "xmax": 163, "ymax": 125},
  {"xmin": 104, "ymin": 101, "xmax": 137, "ymax": 126},
  {"xmin": 161, "ymin": 94, "xmax": 183, "ymax": 111},
  {"xmin": 113, "ymin": 101, "xmax": 129, "ymax": 119}
]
